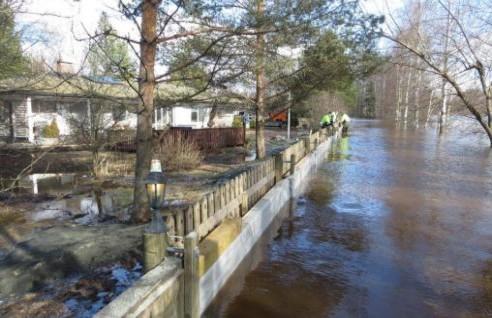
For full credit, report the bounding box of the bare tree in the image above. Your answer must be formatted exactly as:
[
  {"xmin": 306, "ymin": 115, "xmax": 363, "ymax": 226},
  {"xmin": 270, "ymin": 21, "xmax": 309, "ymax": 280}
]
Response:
[
  {"xmin": 384, "ymin": 0, "xmax": 492, "ymax": 146},
  {"xmin": 438, "ymin": 0, "xmax": 452, "ymax": 134}
]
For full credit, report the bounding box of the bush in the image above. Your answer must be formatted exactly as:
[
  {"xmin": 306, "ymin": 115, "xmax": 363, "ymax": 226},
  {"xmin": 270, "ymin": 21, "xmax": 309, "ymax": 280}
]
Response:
[
  {"xmin": 42, "ymin": 120, "xmax": 60, "ymax": 138},
  {"xmin": 232, "ymin": 116, "xmax": 243, "ymax": 128},
  {"xmin": 154, "ymin": 133, "xmax": 203, "ymax": 171},
  {"xmin": 249, "ymin": 120, "xmax": 256, "ymax": 129}
]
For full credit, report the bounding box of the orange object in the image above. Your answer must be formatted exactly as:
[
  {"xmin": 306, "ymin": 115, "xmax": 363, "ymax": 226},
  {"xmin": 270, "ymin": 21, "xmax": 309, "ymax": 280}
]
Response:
[{"xmin": 269, "ymin": 108, "xmax": 288, "ymax": 123}]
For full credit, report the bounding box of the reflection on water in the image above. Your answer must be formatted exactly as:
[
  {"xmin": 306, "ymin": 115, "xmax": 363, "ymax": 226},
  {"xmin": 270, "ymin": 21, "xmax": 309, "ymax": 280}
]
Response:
[
  {"xmin": 206, "ymin": 120, "xmax": 492, "ymax": 317},
  {"xmin": 18, "ymin": 173, "xmax": 86, "ymax": 196}
]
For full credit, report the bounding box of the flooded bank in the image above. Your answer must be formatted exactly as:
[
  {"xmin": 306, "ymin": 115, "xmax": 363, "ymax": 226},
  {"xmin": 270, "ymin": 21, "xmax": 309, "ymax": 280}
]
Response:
[{"xmin": 206, "ymin": 120, "xmax": 492, "ymax": 317}]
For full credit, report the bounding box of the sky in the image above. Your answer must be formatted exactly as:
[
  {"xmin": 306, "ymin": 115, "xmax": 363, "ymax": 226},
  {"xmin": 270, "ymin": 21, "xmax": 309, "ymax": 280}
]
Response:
[{"xmin": 17, "ymin": 0, "xmax": 405, "ymax": 68}]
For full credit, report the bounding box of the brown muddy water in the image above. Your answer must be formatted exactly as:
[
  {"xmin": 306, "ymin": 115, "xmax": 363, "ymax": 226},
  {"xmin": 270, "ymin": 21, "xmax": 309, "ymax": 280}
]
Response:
[{"xmin": 206, "ymin": 120, "xmax": 492, "ymax": 318}]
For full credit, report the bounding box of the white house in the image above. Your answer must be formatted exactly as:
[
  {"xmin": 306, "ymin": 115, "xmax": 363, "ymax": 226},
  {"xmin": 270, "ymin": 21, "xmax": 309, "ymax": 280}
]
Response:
[
  {"xmin": 152, "ymin": 106, "xmax": 240, "ymax": 130},
  {"xmin": 0, "ymin": 76, "xmax": 243, "ymax": 144}
]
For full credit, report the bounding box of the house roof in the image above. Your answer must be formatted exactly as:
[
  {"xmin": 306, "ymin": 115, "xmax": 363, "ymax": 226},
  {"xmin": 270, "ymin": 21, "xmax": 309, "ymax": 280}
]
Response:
[
  {"xmin": 0, "ymin": 73, "xmax": 253, "ymax": 109},
  {"xmin": 0, "ymin": 74, "xmax": 165, "ymax": 99}
]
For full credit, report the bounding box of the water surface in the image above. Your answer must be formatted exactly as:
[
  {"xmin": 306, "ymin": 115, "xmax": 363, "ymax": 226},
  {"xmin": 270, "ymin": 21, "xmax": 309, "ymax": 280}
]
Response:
[{"xmin": 206, "ymin": 120, "xmax": 492, "ymax": 317}]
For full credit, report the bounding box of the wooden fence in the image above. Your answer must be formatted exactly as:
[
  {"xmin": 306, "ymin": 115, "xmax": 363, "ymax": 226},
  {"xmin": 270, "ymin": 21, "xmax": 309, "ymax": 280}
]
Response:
[
  {"xmin": 167, "ymin": 124, "xmax": 339, "ymax": 242},
  {"xmin": 111, "ymin": 127, "xmax": 244, "ymax": 152},
  {"xmin": 158, "ymin": 127, "xmax": 244, "ymax": 149}
]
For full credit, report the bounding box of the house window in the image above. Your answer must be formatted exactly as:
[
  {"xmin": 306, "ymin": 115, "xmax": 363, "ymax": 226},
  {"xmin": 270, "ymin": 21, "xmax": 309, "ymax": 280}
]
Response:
[
  {"xmin": 32, "ymin": 100, "xmax": 57, "ymax": 113},
  {"xmin": 191, "ymin": 110, "xmax": 198, "ymax": 122},
  {"xmin": 68, "ymin": 102, "xmax": 86, "ymax": 115},
  {"xmin": 199, "ymin": 108, "xmax": 206, "ymax": 122}
]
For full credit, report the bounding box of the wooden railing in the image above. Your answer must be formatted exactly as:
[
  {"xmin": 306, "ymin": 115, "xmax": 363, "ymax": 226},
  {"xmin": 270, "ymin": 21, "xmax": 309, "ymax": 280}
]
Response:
[
  {"xmin": 167, "ymin": 124, "xmax": 340, "ymax": 241},
  {"xmin": 162, "ymin": 127, "xmax": 245, "ymax": 149},
  {"xmin": 111, "ymin": 127, "xmax": 245, "ymax": 152}
]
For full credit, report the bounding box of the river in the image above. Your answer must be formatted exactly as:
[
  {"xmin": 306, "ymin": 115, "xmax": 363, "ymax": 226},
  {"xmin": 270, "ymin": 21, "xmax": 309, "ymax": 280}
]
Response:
[{"xmin": 205, "ymin": 120, "xmax": 492, "ymax": 317}]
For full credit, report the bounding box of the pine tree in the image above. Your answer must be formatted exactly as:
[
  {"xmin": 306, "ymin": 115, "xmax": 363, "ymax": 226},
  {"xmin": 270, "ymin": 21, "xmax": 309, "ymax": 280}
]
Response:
[
  {"xmin": 0, "ymin": 0, "xmax": 26, "ymax": 80},
  {"xmin": 87, "ymin": 12, "xmax": 135, "ymax": 81}
]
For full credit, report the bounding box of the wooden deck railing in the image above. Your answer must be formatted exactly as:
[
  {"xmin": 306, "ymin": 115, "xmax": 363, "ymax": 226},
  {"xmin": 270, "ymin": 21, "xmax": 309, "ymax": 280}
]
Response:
[
  {"xmin": 162, "ymin": 127, "xmax": 244, "ymax": 149},
  {"xmin": 110, "ymin": 127, "xmax": 244, "ymax": 152}
]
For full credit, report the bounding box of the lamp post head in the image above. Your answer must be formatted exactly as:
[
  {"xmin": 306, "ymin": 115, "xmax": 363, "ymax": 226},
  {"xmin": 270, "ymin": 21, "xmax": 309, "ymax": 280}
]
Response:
[{"xmin": 144, "ymin": 159, "xmax": 167, "ymax": 211}]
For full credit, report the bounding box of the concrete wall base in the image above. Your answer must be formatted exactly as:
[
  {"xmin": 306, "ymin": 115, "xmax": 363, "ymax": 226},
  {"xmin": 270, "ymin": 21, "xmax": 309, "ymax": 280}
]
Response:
[{"xmin": 199, "ymin": 133, "xmax": 337, "ymax": 314}]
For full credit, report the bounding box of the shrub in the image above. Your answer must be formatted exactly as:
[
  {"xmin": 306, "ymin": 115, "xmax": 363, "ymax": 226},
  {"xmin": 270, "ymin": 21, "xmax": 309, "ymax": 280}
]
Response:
[
  {"xmin": 249, "ymin": 119, "xmax": 256, "ymax": 129},
  {"xmin": 42, "ymin": 120, "xmax": 60, "ymax": 138},
  {"xmin": 155, "ymin": 133, "xmax": 203, "ymax": 171},
  {"xmin": 232, "ymin": 116, "xmax": 243, "ymax": 128}
]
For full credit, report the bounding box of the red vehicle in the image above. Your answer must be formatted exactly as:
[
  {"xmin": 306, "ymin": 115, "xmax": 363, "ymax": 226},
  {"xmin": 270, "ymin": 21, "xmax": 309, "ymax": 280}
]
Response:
[{"xmin": 266, "ymin": 108, "xmax": 288, "ymax": 127}]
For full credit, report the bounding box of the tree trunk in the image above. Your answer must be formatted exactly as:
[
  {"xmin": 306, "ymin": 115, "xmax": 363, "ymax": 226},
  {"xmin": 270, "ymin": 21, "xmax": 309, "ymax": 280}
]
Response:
[
  {"xmin": 403, "ymin": 67, "xmax": 413, "ymax": 124},
  {"xmin": 425, "ymin": 89, "xmax": 434, "ymax": 127},
  {"xmin": 133, "ymin": 0, "xmax": 160, "ymax": 223},
  {"xmin": 207, "ymin": 101, "xmax": 218, "ymax": 128},
  {"xmin": 255, "ymin": 0, "xmax": 266, "ymax": 159},
  {"xmin": 380, "ymin": 74, "xmax": 387, "ymax": 119},
  {"xmin": 396, "ymin": 65, "xmax": 402, "ymax": 122},
  {"xmin": 487, "ymin": 92, "xmax": 492, "ymax": 129},
  {"xmin": 439, "ymin": 82, "xmax": 448, "ymax": 135},
  {"xmin": 414, "ymin": 70, "xmax": 422, "ymax": 127},
  {"xmin": 439, "ymin": 5, "xmax": 451, "ymax": 135}
]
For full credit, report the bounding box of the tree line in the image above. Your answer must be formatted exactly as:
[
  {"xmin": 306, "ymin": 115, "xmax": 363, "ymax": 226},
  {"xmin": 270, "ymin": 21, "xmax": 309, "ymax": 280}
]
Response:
[{"xmin": 368, "ymin": 0, "xmax": 492, "ymax": 145}]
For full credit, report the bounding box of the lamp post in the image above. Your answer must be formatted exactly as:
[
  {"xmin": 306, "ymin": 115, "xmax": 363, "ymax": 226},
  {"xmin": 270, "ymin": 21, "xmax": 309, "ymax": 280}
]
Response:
[{"xmin": 143, "ymin": 159, "xmax": 168, "ymax": 272}]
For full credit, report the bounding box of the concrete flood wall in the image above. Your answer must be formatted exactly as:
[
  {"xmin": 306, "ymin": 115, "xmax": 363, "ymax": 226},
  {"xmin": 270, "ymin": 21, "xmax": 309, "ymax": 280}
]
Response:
[
  {"xmin": 198, "ymin": 131, "xmax": 338, "ymax": 314},
  {"xmin": 95, "ymin": 258, "xmax": 183, "ymax": 318},
  {"xmin": 95, "ymin": 127, "xmax": 341, "ymax": 318}
]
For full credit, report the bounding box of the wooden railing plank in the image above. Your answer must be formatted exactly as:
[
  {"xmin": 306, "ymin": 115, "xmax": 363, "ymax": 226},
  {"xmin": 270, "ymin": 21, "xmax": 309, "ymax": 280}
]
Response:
[{"xmin": 184, "ymin": 128, "xmax": 336, "ymax": 240}]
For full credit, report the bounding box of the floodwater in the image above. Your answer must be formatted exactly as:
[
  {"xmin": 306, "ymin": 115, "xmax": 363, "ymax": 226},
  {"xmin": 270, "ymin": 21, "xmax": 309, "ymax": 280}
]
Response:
[{"xmin": 206, "ymin": 120, "xmax": 492, "ymax": 317}]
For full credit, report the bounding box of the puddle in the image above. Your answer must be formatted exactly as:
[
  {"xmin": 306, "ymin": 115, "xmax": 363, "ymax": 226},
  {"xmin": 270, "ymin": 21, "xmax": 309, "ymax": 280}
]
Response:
[
  {"xmin": 18, "ymin": 173, "xmax": 89, "ymax": 196},
  {"xmin": 245, "ymin": 151, "xmax": 256, "ymax": 162},
  {"xmin": 30, "ymin": 187, "xmax": 134, "ymax": 224},
  {"xmin": 63, "ymin": 261, "xmax": 143, "ymax": 318}
]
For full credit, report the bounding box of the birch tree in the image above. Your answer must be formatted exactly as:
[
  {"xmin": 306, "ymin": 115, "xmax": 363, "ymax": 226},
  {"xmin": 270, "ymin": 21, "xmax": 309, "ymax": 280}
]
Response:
[{"xmin": 384, "ymin": 0, "xmax": 492, "ymax": 146}]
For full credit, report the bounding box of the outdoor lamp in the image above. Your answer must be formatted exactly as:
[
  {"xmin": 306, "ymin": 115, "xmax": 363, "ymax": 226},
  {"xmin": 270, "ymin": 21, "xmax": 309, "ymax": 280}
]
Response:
[
  {"xmin": 143, "ymin": 159, "xmax": 168, "ymax": 272},
  {"xmin": 145, "ymin": 159, "xmax": 167, "ymax": 211}
]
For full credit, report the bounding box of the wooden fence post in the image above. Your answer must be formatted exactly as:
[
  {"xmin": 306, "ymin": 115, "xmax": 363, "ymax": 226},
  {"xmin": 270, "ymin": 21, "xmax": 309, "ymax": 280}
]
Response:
[
  {"xmin": 175, "ymin": 209, "xmax": 185, "ymax": 241},
  {"xmin": 185, "ymin": 206, "xmax": 194, "ymax": 234},
  {"xmin": 193, "ymin": 202, "xmax": 201, "ymax": 238},
  {"xmin": 275, "ymin": 153, "xmax": 283, "ymax": 183},
  {"xmin": 143, "ymin": 229, "xmax": 166, "ymax": 273},
  {"xmin": 184, "ymin": 232, "xmax": 199, "ymax": 318},
  {"xmin": 200, "ymin": 198, "xmax": 208, "ymax": 236},
  {"xmin": 304, "ymin": 137, "xmax": 311, "ymax": 153},
  {"xmin": 207, "ymin": 193, "xmax": 214, "ymax": 230},
  {"xmin": 290, "ymin": 154, "xmax": 296, "ymax": 176}
]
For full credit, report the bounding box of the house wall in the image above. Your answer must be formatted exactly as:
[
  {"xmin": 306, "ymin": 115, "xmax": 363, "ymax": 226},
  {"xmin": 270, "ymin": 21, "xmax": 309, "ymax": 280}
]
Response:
[
  {"xmin": 171, "ymin": 106, "xmax": 211, "ymax": 128},
  {"xmin": 117, "ymin": 111, "xmax": 138, "ymax": 129},
  {"xmin": 29, "ymin": 98, "xmax": 132, "ymax": 141},
  {"xmin": 215, "ymin": 110, "xmax": 237, "ymax": 127},
  {"xmin": 0, "ymin": 95, "xmax": 130, "ymax": 143},
  {"xmin": 13, "ymin": 98, "xmax": 29, "ymax": 140},
  {"xmin": 32, "ymin": 112, "xmax": 63, "ymax": 135},
  {"xmin": 153, "ymin": 107, "xmax": 172, "ymax": 130},
  {"xmin": 0, "ymin": 100, "xmax": 12, "ymax": 141},
  {"xmin": 168, "ymin": 107, "xmax": 239, "ymax": 129},
  {"xmin": 30, "ymin": 99, "xmax": 87, "ymax": 138},
  {"xmin": 1, "ymin": 92, "xmax": 241, "ymax": 144},
  {"xmin": 0, "ymin": 97, "xmax": 30, "ymax": 142}
]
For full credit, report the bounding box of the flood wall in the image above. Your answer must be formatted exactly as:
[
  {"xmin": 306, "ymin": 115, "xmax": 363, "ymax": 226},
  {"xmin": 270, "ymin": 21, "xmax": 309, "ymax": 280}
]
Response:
[{"xmin": 95, "ymin": 127, "xmax": 341, "ymax": 318}]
